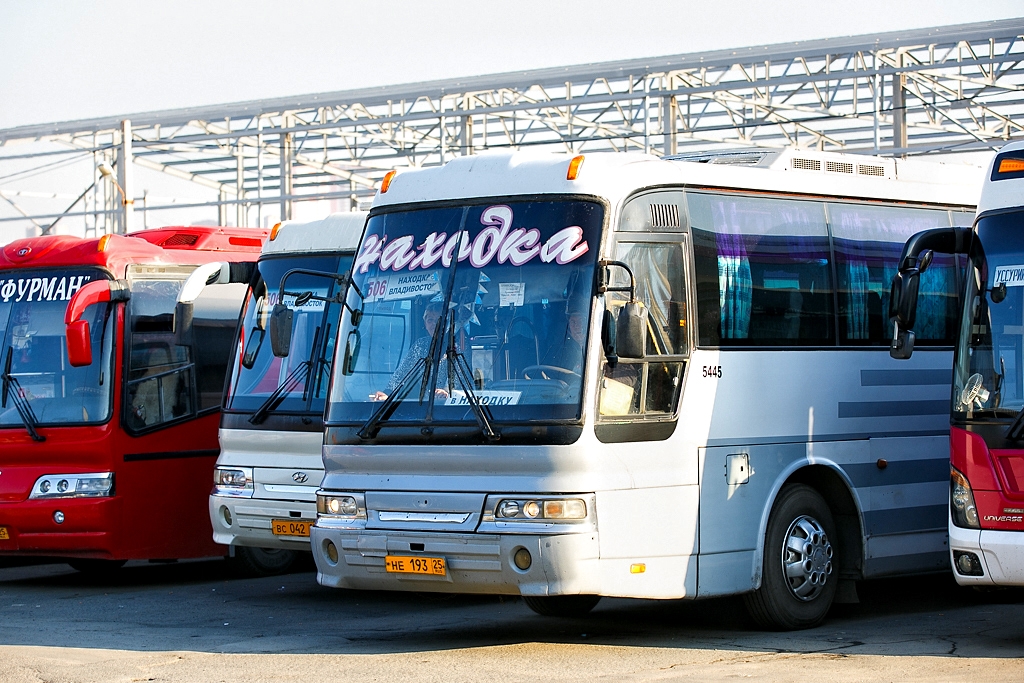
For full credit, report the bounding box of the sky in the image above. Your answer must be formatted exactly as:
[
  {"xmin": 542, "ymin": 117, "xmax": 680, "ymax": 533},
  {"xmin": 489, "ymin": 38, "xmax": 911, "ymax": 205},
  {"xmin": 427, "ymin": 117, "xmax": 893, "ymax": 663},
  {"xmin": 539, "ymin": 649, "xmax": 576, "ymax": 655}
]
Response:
[{"xmin": 1, "ymin": 0, "xmax": 1023, "ymax": 129}]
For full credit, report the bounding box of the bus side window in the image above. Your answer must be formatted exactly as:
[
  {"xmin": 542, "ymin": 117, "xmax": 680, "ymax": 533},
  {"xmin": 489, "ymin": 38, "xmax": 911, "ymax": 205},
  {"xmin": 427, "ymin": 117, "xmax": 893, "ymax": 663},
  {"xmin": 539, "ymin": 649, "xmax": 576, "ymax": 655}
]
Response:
[
  {"xmin": 829, "ymin": 203, "xmax": 961, "ymax": 346},
  {"xmin": 598, "ymin": 241, "xmax": 687, "ymax": 421},
  {"xmin": 125, "ymin": 279, "xmax": 195, "ymax": 433},
  {"xmin": 688, "ymin": 192, "xmax": 834, "ymax": 347}
]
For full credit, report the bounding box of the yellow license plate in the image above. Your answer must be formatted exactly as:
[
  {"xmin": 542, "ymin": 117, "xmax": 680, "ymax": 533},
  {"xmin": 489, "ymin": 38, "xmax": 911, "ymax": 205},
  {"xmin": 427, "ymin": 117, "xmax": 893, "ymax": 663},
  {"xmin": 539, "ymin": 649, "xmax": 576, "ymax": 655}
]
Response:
[
  {"xmin": 0, "ymin": 527, "xmax": 8, "ymax": 540},
  {"xmin": 271, "ymin": 519, "xmax": 312, "ymax": 537},
  {"xmin": 384, "ymin": 555, "xmax": 446, "ymax": 576}
]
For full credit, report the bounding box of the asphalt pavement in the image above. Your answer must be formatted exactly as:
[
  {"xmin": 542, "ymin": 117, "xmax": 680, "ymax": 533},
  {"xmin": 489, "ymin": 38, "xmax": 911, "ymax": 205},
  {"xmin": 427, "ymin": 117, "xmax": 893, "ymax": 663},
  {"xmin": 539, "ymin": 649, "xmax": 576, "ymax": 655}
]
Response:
[{"xmin": 0, "ymin": 558, "xmax": 1021, "ymax": 682}]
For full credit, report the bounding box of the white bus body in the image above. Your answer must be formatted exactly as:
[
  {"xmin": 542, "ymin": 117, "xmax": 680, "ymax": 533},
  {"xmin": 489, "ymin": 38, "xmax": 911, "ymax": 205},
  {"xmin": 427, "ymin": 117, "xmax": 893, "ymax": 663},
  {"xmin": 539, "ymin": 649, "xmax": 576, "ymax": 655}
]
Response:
[
  {"xmin": 311, "ymin": 150, "xmax": 979, "ymax": 627},
  {"xmin": 209, "ymin": 212, "xmax": 365, "ymax": 575}
]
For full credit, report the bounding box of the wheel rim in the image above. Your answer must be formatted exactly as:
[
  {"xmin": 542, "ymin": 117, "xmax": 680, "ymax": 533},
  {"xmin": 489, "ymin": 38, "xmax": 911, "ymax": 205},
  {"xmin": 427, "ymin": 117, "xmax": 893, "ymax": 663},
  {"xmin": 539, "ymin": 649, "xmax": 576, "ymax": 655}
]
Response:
[{"xmin": 780, "ymin": 514, "xmax": 833, "ymax": 601}]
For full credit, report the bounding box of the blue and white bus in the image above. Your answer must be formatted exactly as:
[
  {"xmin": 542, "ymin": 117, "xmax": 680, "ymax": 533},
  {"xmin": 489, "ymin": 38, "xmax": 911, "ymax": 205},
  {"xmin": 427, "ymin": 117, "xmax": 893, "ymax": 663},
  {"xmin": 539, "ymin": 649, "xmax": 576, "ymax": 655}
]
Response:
[{"xmin": 308, "ymin": 149, "xmax": 979, "ymax": 628}]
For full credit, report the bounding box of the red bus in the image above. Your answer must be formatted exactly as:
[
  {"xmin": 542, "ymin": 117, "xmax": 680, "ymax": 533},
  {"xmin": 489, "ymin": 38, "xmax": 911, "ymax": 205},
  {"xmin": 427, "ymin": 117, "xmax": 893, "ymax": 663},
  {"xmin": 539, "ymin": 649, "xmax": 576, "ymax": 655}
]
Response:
[
  {"xmin": 891, "ymin": 141, "xmax": 1024, "ymax": 586},
  {"xmin": 0, "ymin": 226, "xmax": 265, "ymax": 572}
]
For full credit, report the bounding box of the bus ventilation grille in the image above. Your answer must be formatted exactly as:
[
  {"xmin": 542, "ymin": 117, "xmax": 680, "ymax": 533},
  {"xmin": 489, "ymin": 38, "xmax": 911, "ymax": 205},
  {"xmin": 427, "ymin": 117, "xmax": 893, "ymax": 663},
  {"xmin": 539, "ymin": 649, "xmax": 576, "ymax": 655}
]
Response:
[
  {"xmin": 649, "ymin": 204, "xmax": 680, "ymax": 229},
  {"xmin": 791, "ymin": 158, "xmax": 821, "ymax": 171},
  {"xmin": 825, "ymin": 161, "xmax": 855, "ymax": 174},
  {"xmin": 161, "ymin": 233, "xmax": 199, "ymax": 246},
  {"xmin": 858, "ymin": 164, "xmax": 886, "ymax": 176}
]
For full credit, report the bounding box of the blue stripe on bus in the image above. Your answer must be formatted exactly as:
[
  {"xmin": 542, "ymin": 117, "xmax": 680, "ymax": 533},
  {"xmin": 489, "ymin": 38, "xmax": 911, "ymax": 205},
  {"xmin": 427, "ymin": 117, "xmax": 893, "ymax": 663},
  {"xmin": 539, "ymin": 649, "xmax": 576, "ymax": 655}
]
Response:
[
  {"xmin": 860, "ymin": 369, "xmax": 952, "ymax": 386},
  {"xmin": 844, "ymin": 458, "xmax": 949, "ymax": 488},
  {"xmin": 838, "ymin": 400, "xmax": 948, "ymax": 418},
  {"xmin": 863, "ymin": 505, "xmax": 948, "ymax": 535},
  {"xmin": 704, "ymin": 428, "xmax": 949, "ymax": 448}
]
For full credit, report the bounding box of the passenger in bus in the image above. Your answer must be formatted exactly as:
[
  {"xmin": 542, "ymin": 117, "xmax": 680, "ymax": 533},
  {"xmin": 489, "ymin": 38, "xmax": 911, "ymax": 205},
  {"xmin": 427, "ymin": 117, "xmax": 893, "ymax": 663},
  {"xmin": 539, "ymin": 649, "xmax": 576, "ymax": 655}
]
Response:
[{"xmin": 370, "ymin": 301, "xmax": 450, "ymax": 401}]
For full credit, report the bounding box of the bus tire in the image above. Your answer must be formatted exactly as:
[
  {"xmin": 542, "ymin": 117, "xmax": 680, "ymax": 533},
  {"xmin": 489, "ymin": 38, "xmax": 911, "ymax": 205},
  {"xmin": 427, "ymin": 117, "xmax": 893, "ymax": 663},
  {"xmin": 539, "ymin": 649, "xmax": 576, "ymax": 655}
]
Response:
[
  {"xmin": 231, "ymin": 546, "xmax": 297, "ymax": 577},
  {"xmin": 522, "ymin": 595, "xmax": 601, "ymax": 617},
  {"xmin": 744, "ymin": 483, "xmax": 838, "ymax": 630},
  {"xmin": 67, "ymin": 559, "xmax": 127, "ymax": 574}
]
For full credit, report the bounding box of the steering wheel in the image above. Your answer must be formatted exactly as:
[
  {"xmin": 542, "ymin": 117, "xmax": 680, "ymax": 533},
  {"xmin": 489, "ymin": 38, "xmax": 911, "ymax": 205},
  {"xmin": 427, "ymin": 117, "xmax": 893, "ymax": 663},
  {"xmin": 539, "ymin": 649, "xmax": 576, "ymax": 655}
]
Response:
[{"xmin": 521, "ymin": 364, "xmax": 581, "ymax": 383}]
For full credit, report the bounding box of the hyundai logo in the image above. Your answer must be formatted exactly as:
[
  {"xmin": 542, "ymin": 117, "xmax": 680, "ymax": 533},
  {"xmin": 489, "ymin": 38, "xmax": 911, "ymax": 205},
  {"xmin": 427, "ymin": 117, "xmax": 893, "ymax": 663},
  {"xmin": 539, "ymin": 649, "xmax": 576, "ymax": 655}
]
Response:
[
  {"xmin": 16, "ymin": 247, "xmax": 30, "ymax": 257},
  {"xmin": 292, "ymin": 471, "xmax": 308, "ymax": 484}
]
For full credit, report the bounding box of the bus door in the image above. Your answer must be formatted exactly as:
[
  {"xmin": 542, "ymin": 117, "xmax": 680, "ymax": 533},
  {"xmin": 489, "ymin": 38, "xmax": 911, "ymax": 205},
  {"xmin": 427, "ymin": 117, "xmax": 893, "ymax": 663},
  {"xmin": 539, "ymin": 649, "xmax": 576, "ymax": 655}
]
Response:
[
  {"xmin": 595, "ymin": 190, "xmax": 695, "ymax": 592},
  {"xmin": 115, "ymin": 264, "xmax": 245, "ymax": 559}
]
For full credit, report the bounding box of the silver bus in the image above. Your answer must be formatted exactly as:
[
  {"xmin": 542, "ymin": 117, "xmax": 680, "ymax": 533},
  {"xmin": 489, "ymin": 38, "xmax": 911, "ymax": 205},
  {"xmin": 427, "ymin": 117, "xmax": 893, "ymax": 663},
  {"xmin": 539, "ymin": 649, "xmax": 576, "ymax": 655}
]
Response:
[{"xmin": 308, "ymin": 150, "xmax": 978, "ymax": 628}]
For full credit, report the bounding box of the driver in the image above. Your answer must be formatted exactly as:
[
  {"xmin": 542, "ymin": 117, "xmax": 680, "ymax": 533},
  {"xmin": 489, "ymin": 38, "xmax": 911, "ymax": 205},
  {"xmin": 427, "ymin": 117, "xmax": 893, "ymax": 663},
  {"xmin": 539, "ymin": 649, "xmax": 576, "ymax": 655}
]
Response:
[
  {"xmin": 544, "ymin": 310, "xmax": 585, "ymax": 375},
  {"xmin": 370, "ymin": 301, "xmax": 451, "ymax": 401}
]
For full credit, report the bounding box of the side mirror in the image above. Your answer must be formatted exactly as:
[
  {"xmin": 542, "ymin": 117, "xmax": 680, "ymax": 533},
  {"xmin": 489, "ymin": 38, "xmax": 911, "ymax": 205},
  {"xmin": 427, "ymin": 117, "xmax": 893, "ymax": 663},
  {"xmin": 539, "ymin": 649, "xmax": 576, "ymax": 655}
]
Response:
[
  {"xmin": 601, "ymin": 309, "xmax": 618, "ymax": 366},
  {"xmin": 889, "ymin": 270, "xmax": 920, "ymax": 330},
  {"xmin": 891, "ymin": 328, "xmax": 915, "ymax": 360},
  {"xmin": 66, "ymin": 320, "xmax": 92, "ymax": 367},
  {"xmin": 269, "ymin": 304, "xmax": 294, "ymax": 357},
  {"xmin": 242, "ymin": 327, "xmax": 265, "ymax": 369},
  {"xmin": 65, "ymin": 279, "xmax": 130, "ymax": 367},
  {"xmin": 615, "ymin": 301, "xmax": 648, "ymax": 360},
  {"xmin": 342, "ymin": 330, "xmax": 360, "ymax": 375},
  {"xmin": 174, "ymin": 301, "xmax": 194, "ymax": 346}
]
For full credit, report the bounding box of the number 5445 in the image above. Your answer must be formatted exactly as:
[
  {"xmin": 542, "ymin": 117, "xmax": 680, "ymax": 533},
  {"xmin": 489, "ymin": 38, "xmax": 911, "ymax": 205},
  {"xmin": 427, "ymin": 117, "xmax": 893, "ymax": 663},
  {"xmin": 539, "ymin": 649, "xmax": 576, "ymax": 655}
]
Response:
[{"xmin": 702, "ymin": 365, "xmax": 722, "ymax": 378}]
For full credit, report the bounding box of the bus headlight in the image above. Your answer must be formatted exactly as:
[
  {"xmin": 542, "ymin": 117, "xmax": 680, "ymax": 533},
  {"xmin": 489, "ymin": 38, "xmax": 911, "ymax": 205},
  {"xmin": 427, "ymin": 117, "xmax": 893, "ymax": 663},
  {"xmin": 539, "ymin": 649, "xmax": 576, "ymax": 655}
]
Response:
[
  {"xmin": 29, "ymin": 473, "xmax": 114, "ymax": 499},
  {"xmin": 213, "ymin": 467, "xmax": 254, "ymax": 498},
  {"xmin": 495, "ymin": 497, "xmax": 587, "ymax": 520},
  {"xmin": 316, "ymin": 492, "xmax": 365, "ymax": 519},
  {"xmin": 951, "ymin": 467, "xmax": 980, "ymax": 529}
]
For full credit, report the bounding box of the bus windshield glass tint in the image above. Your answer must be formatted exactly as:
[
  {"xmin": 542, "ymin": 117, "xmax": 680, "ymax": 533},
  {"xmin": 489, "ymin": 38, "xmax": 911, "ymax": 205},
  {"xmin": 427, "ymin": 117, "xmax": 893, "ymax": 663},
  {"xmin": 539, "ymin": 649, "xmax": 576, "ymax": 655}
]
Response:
[
  {"xmin": 328, "ymin": 199, "xmax": 602, "ymax": 424},
  {"xmin": 0, "ymin": 268, "xmax": 114, "ymax": 426},
  {"xmin": 225, "ymin": 253, "xmax": 352, "ymax": 415},
  {"xmin": 955, "ymin": 209, "xmax": 1024, "ymax": 419}
]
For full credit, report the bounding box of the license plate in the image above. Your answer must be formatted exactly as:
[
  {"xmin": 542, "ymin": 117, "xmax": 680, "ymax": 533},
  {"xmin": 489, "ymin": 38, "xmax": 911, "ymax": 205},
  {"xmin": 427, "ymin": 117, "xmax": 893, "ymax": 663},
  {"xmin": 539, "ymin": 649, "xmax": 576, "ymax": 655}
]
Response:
[
  {"xmin": 271, "ymin": 519, "xmax": 312, "ymax": 537},
  {"xmin": 0, "ymin": 527, "xmax": 8, "ymax": 540},
  {"xmin": 384, "ymin": 555, "xmax": 446, "ymax": 576}
]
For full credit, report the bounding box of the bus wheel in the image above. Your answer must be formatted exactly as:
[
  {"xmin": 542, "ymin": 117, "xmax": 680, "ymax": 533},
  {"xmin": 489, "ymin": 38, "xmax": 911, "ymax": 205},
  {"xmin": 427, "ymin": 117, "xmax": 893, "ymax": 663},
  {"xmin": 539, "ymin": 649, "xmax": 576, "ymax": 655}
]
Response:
[
  {"xmin": 231, "ymin": 547, "xmax": 297, "ymax": 577},
  {"xmin": 67, "ymin": 559, "xmax": 127, "ymax": 574},
  {"xmin": 744, "ymin": 484, "xmax": 838, "ymax": 630},
  {"xmin": 522, "ymin": 595, "xmax": 601, "ymax": 617}
]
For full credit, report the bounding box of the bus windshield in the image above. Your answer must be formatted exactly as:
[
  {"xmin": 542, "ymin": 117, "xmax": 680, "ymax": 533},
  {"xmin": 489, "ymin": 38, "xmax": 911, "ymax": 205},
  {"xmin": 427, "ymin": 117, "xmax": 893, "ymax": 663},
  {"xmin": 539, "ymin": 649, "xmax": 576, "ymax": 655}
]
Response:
[
  {"xmin": 0, "ymin": 269, "xmax": 114, "ymax": 427},
  {"xmin": 328, "ymin": 199, "xmax": 603, "ymax": 426},
  {"xmin": 955, "ymin": 209, "xmax": 1024, "ymax": 419},
  {"xmin": 225, "ymin": 253, "xmax": 352, "ymax": 416}
]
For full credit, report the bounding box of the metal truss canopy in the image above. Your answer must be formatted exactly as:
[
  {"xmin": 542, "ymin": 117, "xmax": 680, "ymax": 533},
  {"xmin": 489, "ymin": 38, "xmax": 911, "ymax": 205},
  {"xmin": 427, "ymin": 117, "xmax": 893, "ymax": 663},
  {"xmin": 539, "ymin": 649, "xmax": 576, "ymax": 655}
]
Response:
[{"xmin": 2, "ymin": 17, "xmax": 1024, "ymax": 235}]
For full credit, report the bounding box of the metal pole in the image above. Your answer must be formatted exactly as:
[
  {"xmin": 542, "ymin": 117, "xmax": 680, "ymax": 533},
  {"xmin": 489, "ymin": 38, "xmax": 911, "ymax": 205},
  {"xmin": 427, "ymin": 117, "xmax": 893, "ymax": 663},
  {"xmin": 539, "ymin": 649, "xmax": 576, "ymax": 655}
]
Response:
[
  {"xmin": 664, "ymin": 94, "xmax": 678, "ymax": 156},
  {"xmin": 280, "ymin": 116, "xmax": 293, "ymax": 221},
  {"xmin": 892, "ymin": 53, "xmax": 907, "ymax": 157},
  {"xmin": 236, "ymin": 142, "xmax": 245, "ymax": 226},
  {"xmin": 873, "ymin": 59, "xmax": 881, "ymax": 153},
  {"xmin": 643, "ymin": 78, "xmax": 651, "ymax": 154},
  {"xmin": 116, "ymin": 119, "xmax": 134, "ymax": 234},
  {"xmin": 256, "ymin": 117, "xmax": 264, "ymax": 228}
]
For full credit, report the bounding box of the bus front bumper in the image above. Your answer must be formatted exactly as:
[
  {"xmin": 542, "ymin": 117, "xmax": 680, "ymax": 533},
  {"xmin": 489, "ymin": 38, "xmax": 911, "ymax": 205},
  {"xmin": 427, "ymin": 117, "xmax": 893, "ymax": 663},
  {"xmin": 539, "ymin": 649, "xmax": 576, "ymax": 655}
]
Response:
[
  {"xmin": 209, "ymin": 494, "xmax": 316, "ymax": 550},
  {"xmin": 0, "ymin": 497, "xmax": 118, "ymax": 558},
  {"xmin": 949, "ymin": 518, "xmax": 1024, "ymax": 586},
  {"xmin": 310, "ymin": 525, "xmax": 601, "ymax": 596}
]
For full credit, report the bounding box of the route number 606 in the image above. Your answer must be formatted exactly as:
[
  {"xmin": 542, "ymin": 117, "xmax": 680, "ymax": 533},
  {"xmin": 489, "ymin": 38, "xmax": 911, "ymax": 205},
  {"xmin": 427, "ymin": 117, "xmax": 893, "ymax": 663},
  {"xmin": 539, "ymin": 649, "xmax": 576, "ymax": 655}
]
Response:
[{"xmin": 702, "ymin": 365, "xmax": 722, "ymax": 378}]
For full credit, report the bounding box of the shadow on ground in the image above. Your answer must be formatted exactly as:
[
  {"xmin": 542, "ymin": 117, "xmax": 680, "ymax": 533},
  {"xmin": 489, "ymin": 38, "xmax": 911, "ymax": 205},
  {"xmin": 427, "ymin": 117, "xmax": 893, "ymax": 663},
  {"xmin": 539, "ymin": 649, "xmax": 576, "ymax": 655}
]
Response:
[{"xmin": 0, "ymin": 559, "xmax": 1022, "ymax": 657}]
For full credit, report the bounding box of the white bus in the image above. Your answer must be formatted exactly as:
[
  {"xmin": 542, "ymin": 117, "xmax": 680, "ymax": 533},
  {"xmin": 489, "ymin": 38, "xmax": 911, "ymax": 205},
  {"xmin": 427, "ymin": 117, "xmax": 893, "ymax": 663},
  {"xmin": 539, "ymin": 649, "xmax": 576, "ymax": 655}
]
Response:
[
  {"xmin": 207, "ymin": 212, "xmax": 365, "ymax": 575},
  {"xmin": 309, "ymin": 150, "xmax": 978, "ymax": 628},
  {"xmin": 890, "ymin": 140, "xmax": 1024, "ymax": 587}
]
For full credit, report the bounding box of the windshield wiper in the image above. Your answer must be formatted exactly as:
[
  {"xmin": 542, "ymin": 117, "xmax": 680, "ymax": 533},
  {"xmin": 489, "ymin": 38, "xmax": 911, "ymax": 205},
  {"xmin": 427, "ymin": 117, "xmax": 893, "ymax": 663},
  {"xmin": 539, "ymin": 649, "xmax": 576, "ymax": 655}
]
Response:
[
  {"xmin": 248, "ymin": 360, "xmax": 311, "ymax": 425},
  {"xmin": 249, "ymin": 321, "xmax": 329, "ymax": 425},
  {"xmin": 357, "ymin": 291, "xmax": 453, "ymax": 440},
  {"xmin": 1, "ymin": 347, "xmax": 45, "ymax": 442},
  {"xmin": 358, "ymin": 212, "xmax": 468, "ymax": 440},
  {"xmin": 438, "ymin": 311, "xmax": 498, "ymax": 440}
]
